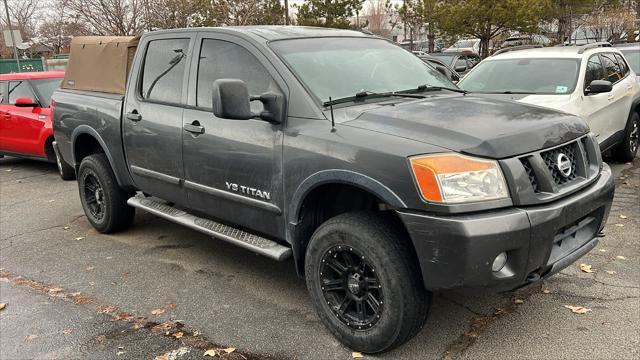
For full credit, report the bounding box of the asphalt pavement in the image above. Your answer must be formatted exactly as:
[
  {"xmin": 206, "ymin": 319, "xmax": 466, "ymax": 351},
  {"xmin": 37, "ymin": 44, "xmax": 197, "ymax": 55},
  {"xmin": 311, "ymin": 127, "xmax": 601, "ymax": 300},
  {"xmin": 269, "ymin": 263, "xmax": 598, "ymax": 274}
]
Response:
[{"xmin": 0, "ymin": 156, "xmax": 638, "ymax": 360}]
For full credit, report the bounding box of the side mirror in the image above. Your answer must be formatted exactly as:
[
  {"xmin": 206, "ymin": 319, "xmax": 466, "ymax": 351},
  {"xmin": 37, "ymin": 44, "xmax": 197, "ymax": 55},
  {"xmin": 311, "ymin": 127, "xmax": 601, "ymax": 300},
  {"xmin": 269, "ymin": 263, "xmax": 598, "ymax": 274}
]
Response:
[
  {"xmin": 586, "ymin": 80, "xmax": 612, "ymax": 95},
  {"xmin": 434, "ymin": 65, "xmax": 448, "ymax": 77},
  {"xmin": 14, "ymin": 97, "xmax": 38, "ymax": 107},
  {"xmin": 212, "ymin": 79, "xmax": 284, "ymax": 123},
  {"xmin": 455, "ymin": 65, "xmax": 467, "ymax": 73}
]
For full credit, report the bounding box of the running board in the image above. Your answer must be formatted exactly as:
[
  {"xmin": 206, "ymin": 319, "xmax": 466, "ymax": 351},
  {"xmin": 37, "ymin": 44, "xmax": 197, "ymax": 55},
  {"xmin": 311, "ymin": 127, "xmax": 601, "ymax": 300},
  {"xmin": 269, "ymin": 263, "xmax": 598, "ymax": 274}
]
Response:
[{"xmin": 127, "ymin": 196, "xmax": 292, "ymax": 261}]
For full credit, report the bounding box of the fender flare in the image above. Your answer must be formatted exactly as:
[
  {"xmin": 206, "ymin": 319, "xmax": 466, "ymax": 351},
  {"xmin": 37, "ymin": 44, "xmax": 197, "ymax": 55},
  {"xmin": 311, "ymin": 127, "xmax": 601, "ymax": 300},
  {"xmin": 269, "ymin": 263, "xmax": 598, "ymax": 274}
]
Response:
[
  {"xmin": 288, "ymin": 169, "xmax": 407, "ymax": 226},
  {"xmin": 71, "ymin": 125, "xmax": 126, "ymax": 186}
]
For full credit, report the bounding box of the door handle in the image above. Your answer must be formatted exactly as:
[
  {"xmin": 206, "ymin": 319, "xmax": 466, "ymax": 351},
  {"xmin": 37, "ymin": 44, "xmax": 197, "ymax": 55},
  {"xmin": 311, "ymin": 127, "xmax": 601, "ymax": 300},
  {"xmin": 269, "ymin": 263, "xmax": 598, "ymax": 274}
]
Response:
[
  {"xmin": 183, "ymin": 121, "xmax": 205, "ymax": 135},
  {"xmin": 607, "ymin": 94, "xmax": 615, "ymax": 101},
  {"xmin": 126, "ymin": 112, "xmax": 142, "ymax": 122}
]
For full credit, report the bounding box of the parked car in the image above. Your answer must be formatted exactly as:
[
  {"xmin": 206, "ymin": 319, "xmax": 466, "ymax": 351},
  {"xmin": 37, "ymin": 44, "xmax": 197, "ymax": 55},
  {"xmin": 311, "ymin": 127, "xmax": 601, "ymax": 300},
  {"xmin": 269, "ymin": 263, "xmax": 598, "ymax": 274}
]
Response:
[
  {"xmin": 430, "ymin": 51, "xmax": 481, "ymax": 76},
  {"xmin": 458, "ymin": 43, "xmax": 640, "ymax": 162},
  {"xmin": 0, "ymin": 71, "xmax": 74, "ymax": 178},
  {"xmin": 444, "ymin": 38, "xmax": 480, "ymax": 54},
  {"xmin": 53, "ymin": 28, "xmax": 614, "ymax": 354},
  {"xmin": 501, "ymin": 34, "xmax": 551, "ymax": 49},
  {"xmin": 616, "ymin": 43, "xmax": 640, "ymax": 83},
  {"xmin": 417, "ymin": 54, "xmax": 461, "ymax": 82}
]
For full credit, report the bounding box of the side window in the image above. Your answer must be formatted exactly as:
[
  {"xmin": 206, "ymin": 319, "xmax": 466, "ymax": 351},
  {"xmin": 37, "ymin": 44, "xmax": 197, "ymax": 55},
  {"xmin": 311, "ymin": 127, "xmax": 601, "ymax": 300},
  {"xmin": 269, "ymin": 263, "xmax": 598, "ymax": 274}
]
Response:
[
  {"xmin": 613, "ymin": 53, "xmax": 629, "ymax": 77},
  {"xmin": 196, "ymin": 39, "xmax": 278, "ymax": 111},
  {"xmin": 8, "ymin": 81, "xmax": 35, "ymax": 104},
  {"xmin": 599, "ymin": 53, "xmax": 622, "ymax": 83},
  {"xmin": 140, "ymin": 38, "xmax": 190, "ymax": 104},
  {"xmin": 584, "ymin": 55, "xmax": 605, "ymax": 89},
  {"xmin": 0, "ymin": 81, "xmax": 6, "ymax": 103},
  {"xmin": 454, "ymin": 58, "xmax": 467, "ymax": 69}
]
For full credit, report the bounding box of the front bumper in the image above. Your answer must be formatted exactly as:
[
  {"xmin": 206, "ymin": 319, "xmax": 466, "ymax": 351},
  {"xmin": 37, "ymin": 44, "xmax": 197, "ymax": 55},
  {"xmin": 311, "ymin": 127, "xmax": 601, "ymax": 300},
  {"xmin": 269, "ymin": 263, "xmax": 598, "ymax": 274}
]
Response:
[{"xmin": 398, "ymin": 163, "xmax": 615, "ymax": 292}]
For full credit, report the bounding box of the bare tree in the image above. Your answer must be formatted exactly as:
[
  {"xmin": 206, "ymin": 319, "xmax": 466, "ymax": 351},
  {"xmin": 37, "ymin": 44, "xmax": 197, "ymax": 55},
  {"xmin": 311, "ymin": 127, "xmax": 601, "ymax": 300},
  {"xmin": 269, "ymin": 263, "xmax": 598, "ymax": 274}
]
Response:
[
  {"xmin": 3, "ymin": 0, "xmax": 41, "ymax": 38},
  {"xmin": 63, "ymin": 0, "xmax": 145, "ymax": 36},
  {"xmin": 365, "ymin": 0, "xmax": 395, "ymax": 38},
  {"xmin": 38, "ymin": 0, "xmax": 91, "ymax": 54}
]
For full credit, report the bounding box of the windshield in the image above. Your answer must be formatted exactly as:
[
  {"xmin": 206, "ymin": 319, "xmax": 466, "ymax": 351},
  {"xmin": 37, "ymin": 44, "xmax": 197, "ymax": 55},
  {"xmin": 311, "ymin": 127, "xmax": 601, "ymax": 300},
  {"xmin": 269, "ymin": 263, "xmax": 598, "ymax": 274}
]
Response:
[
  {"xmin": 620, "ymin": 49, "xmax": 640, "ymax": 74},
  {"xmin": 32, "ymin": 78, "xmax": 63, "ymax": 107},
  {"xmin": 458, "ymin": 58, "xmax": 580, "ymax": 94},
  {"xmin": 270, "ymin": 37, "xmax": 454, "ymax": 104},
  {"xmin": 430, "ymin": 53, "xmax": 456, "ymax": 66}
]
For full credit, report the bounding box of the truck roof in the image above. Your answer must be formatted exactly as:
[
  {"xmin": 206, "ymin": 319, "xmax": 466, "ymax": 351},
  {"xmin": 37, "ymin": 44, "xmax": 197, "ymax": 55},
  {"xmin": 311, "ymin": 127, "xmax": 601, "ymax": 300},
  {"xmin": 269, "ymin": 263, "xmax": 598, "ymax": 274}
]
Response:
[
  {"xmin": 149, "ymin": 26, "xmax": 371, "ymax": 41},
  {"xmin": 0, "ymin": 71, "xmax": 65, "ymax": 80}
]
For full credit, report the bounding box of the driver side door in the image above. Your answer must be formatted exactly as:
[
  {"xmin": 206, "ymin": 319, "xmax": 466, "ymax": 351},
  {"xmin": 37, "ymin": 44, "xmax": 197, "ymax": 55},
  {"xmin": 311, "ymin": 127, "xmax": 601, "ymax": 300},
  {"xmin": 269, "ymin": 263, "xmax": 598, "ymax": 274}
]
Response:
[{"xmin": 579, "ymin": 54, "xmax": 610, "ymax": 144}]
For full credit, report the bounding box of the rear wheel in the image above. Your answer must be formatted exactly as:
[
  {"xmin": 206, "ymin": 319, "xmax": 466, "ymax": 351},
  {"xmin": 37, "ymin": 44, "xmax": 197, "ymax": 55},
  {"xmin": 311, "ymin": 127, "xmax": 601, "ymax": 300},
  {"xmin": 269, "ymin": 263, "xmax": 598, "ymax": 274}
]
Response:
[
  {"xmin": 78, "ymin": 154, "xmax": 134, "ymax": 233},
  {"xmin": 614, "ymin": 112, "xmax": 639, "ymax": 162},
  {"xmin": 305, "ymin": 211, "xmax": 429, "ymax": 353},
  {"xmin": 55, "ymin": 150, "xmax": 75, "ymax": 180}
]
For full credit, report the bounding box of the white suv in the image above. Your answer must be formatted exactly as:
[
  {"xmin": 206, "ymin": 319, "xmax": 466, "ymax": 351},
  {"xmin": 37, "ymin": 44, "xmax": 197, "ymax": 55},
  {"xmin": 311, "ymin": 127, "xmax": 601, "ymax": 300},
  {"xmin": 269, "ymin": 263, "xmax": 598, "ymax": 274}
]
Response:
[{"xmin": 458, "ymin": 43, "xmax": 640, "ymax": 162}]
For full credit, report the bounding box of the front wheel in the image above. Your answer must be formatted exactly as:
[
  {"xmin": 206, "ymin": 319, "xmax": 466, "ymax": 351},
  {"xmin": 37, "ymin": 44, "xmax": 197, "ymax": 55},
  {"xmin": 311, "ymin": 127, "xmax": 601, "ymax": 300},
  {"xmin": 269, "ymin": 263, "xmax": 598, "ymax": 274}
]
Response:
[
  {"xmin": 305, "ymin": 211, "xmax": 429, "ymax": 353},
  {"xmin": 614, "ymin": 112, "xmax": 639, "ymax": 162},
  {"xmin": 77, "ymin": 154, "xmax": 135, "ymax": 233}
]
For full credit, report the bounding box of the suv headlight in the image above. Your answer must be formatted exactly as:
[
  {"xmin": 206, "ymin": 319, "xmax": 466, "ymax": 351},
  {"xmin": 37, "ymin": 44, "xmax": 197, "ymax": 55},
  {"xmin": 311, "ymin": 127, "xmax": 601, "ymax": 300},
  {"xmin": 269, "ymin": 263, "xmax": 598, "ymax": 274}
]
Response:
[{"xmin": 409, "ymin": 153, "xmax": 509, "ymax": 204}]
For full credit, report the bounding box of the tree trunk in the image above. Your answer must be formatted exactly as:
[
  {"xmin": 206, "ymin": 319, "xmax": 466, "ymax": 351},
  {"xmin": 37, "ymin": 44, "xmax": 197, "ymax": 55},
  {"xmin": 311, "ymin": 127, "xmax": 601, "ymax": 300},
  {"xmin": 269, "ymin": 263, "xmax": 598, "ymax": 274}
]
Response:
[
  {"xmin": 480, "ymin": 37, "xmax": 490, "ymax": 58},
  {"xmin": 427, "ymin": 23, "xmax": 435, "ymax": 53}
]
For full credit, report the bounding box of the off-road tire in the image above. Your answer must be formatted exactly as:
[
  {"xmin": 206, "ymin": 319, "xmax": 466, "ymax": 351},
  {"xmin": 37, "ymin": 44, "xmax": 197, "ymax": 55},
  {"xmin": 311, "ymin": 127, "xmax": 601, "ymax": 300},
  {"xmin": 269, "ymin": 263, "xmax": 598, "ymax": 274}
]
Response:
[
  {"xmin": 305, "ymin": 211, "xmax": 429, "ymax": 353},
  {"xmin": 614, "ymin": 112, "xmax": 639, "ymax": 163},
  {"xmin": 55, "ymin": 150, "xmax": 75, "ymax": 180},
  {"xmin": 78, "ymin": 154, "xmax": 134, "ymax": 233}
]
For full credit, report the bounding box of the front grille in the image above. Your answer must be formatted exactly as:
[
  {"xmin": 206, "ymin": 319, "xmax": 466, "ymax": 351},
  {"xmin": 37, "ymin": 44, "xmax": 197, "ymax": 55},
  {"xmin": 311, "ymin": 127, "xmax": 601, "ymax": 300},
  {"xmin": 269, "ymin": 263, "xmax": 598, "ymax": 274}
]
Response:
[
  {"xmin": 521, "ymin": 158, "xmax": 539, "ymax": 192},
  {"xmin": 541, "ymin": 143, "xmax": 578, "ymax": 185}
]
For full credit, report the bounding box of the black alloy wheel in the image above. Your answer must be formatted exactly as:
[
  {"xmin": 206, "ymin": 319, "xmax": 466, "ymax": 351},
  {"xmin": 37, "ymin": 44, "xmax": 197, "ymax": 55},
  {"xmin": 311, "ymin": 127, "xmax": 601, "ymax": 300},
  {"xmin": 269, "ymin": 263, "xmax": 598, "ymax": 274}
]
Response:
[
  {"xmin": 83, "ymin": 172, "xmax": 106, "ymax": 221},
  {"xmin": 320, "ymin": 245, "xmax": 383, "ymax": 330}
]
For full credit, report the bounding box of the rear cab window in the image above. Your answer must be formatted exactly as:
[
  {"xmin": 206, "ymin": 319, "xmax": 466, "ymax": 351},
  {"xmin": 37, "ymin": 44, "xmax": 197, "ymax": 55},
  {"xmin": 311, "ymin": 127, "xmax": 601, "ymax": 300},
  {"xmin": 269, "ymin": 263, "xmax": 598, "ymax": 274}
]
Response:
[{"xmin": 139, "ymin": 38, "xmax": 190, "ymax": 104}]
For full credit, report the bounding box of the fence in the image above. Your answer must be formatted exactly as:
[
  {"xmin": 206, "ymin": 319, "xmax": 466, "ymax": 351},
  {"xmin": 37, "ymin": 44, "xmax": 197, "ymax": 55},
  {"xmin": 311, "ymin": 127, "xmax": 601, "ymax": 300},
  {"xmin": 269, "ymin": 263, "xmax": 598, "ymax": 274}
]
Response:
[{"xmin": 0, "ymin": 58, "xmax": 45, "ymax": 73}]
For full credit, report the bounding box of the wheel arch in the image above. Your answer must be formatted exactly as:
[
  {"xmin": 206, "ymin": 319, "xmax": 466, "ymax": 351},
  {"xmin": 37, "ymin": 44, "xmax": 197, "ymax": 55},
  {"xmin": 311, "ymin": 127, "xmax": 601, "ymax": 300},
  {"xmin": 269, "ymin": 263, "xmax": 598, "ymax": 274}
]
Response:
[
  {"xmin": 287, "ymin": 170, "xmax": 410, "ymax": 276},
  {"xmin": 71, "ymin": 126, "xmax": 125, "ymax": 186}
]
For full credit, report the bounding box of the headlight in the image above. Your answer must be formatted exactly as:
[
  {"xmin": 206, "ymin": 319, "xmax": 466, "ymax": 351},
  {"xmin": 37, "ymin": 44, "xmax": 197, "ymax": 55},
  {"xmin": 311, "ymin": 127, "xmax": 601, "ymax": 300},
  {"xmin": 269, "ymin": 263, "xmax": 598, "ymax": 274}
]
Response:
[{"xmin": 409, "ymin": 153, "xmax": 509, "ymax": 204}]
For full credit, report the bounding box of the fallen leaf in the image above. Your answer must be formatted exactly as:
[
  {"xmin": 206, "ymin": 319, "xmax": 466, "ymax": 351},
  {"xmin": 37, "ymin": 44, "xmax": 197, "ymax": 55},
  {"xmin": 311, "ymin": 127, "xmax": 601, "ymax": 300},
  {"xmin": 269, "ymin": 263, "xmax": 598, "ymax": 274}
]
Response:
[
  {"xmin": 6, "ymin": 169, "xmax": 12, "ymax": 172},
  {"xmin": 48, "ymin": 287, "xmax": 63, "ymax": 294},
  {"xmin": 223, "ymin": 348, "xmax": 236, "ymax": 354},
  {"xmin": 62, "ymin": 329, "xmax": 72, "ymax": 335},
  {"xmin": 564, "ymin": 305, "xmax": 592, "ymax": 314},
  {"xmin": 0, "ymin": 303, "xmax": 6, "ymax": 310},
  {"xmin": 151, "ymin": 308, "xmax": 165, "ymax": 315},
  {"xmin": 116, "ymin": 351, "xmax": 125, "ymax": 356},
  {"xmin": 542, "ymin": 289, "xmax": 551, "ymax": 294},
  {"xmin": 25, "ymin": 334, "xmax": 38, "ymax": 341},
  {"xmin": 619, "ymin": 215, "xmax": 628, "ymax": 219},
  {"xmin": 599, "ymin": 249, "xmax": 607, "ymax": 252},
  {"xmin": 616, "ymin": 256, "xmax": 627, "ymax": 260},
  {"xmin": 352, "ymin": 352, "xmax": 364, "ymax": 358},
  {"xmin": 85, "ymin": 267, "xmax": 94, "ymax": 271},
  {"xmin": 615, "ymin": 223, "xmax": 624, "ymax": 227},
  {"xmin": 167, "ymin": 303, "xmax": 177, "ymax": 309},
  {"xmin": 513, "ymin": 298, "xmax": 524, "ymax": 304},
  {"xmin": 605, "ymin": 270, "xmax": 617, "ymax": 275},
  {"xmin": 172, "ymin": 331, "xmax": 184, "ymax": 339},
  {"xmin": 203, "ymin": 349, "xmax": 217, "ymax": 357},
  {"xmin": 75, "ymin": 237, "xmax": 84, "ymax": 241},
  {"xmin": 48, "ymin": 199, "xmax": 55, "ymax": 203},
  {"xmin": 579, "ymin": 263, "xmax": 594, "ymax": 273},
  {"xmin": 63, "ymin": 226, "xmax": 70, "ymax": 230},
  {"xmin": 105, "ymin": 257, "xmax": 113, "ymax": 260},
  {"xmin": 154, "ymin": 356, "xmax": 169, "ymax": 360}
]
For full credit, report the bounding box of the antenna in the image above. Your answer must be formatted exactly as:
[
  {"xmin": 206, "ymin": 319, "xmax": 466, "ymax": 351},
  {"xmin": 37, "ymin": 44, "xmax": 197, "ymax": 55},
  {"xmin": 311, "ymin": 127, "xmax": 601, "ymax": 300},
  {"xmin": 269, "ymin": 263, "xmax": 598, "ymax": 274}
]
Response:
[{"xmin": 329, "ymin": 97, "xmax": 336, "ymax": 132}]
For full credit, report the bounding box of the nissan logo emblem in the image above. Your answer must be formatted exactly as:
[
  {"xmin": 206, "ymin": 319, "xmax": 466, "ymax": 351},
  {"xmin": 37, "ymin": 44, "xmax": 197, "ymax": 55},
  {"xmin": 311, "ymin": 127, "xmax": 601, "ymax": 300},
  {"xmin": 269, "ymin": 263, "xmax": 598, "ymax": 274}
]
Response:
[{"xmin": 556, "ymin": 153, "xmax": 572, "ymax": 178}]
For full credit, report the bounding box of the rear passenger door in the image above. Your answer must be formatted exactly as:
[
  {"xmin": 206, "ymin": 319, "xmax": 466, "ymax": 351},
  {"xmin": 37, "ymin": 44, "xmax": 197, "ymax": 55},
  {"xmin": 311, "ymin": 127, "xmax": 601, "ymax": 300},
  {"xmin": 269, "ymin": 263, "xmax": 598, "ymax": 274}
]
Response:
[
  {"xmin": 182, "ymin": 33, "xmax": 286, "ymax": 239},
  {"xmin": 123, "ymin": 33, "xmax": 194, "ymax": 205}
]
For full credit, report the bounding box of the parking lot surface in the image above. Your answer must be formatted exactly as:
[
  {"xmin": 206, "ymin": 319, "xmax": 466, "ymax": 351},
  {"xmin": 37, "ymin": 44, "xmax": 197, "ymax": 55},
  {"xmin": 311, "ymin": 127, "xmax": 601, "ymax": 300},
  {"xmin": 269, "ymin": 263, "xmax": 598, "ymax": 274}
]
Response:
[{"xmin": 1, "ymin": 156, "xmax": 638, "ymax": 359}]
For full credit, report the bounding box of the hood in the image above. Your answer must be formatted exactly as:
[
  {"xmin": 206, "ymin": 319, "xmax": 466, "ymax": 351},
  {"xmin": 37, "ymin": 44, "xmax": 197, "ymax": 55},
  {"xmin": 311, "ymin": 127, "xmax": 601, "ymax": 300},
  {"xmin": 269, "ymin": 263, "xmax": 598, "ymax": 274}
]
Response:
[
  {"xmin": 341, "ymin": 95, "xmax": 589, "ymax": 159},
  {"xmin": 474, "ymin": 93, "xmax": 575, "ymax": 115}
]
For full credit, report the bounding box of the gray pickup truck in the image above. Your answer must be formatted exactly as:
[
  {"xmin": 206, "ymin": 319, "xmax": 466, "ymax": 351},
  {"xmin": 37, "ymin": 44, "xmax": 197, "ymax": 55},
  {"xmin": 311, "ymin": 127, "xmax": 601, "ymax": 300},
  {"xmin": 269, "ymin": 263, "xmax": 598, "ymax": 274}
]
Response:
[{"xmin": 52, "ymin": 27, "xmax": 615, "ymax": 353}]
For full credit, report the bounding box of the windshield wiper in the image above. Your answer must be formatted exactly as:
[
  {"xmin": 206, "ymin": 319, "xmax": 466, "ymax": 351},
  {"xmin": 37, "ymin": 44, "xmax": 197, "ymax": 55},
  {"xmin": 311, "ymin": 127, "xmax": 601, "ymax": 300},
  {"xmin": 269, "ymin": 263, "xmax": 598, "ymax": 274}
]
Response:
[
  {"xmin": 402, "ymin": 84, "xmax": 468, "ymax": 95},
  {"xmin": 323, "ymin": 90, "xmax": 426, "ymax": 106}
]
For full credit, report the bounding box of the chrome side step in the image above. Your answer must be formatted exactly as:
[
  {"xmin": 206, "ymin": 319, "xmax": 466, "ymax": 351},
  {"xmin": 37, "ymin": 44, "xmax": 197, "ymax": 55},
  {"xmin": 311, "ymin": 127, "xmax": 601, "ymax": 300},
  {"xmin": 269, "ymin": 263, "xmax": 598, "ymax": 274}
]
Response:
[{"xmin": 127, "ymin": 196, "xmax": 292, "ymax": 261}]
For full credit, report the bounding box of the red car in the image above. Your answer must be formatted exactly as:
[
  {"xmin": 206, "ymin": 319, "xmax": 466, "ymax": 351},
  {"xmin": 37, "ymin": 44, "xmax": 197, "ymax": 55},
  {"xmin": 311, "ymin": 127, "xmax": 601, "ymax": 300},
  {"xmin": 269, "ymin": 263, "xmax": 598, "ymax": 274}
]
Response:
[{"xmin": 0, "ymin": 71, "xmax": 74, "ymax": 179}]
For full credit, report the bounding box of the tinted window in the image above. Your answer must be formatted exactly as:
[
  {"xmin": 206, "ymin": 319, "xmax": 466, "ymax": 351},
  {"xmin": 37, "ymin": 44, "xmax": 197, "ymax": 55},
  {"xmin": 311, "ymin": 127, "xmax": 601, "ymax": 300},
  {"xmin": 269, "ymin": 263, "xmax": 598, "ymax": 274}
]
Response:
[
  {"xmin": 197, "ymin": 39, "xmax": 276, "ymax": 111},
  {"xmin": 32, "ymin": 78, "xmax": 62, "ymax": 107},
  {"xmin": 584, "ymin": 55, "xmax": 606, "ymax": 89},
  {"xmin": 140, "ymin": 38, "xmax": 189, "ymax": 104},
  {"xmin": 459, "ymin": 58, "xmax": 580, "ymax": 94},
  {"xmin": 599, "ymin": 53, "xmax": 622, "ymax": 83},
  {"xmin": 613, "ymin": 53, "xmax": 629, "ymax": 76},
  {"xmin": 8, "ymin": 81, "xmax": 35, "ymax": 104}
]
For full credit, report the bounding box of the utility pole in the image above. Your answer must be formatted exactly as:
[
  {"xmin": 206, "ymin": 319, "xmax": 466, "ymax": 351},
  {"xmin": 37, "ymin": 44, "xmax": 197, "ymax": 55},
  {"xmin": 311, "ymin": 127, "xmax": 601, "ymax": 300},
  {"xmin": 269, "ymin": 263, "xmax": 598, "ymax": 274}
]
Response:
[
  {"xmin": 3, "ymin": 0, "xmax": 21, "ymax": 72},
  {"xmin": 284, "ymin": 0, "xmax": 289, "ymax": 25}
]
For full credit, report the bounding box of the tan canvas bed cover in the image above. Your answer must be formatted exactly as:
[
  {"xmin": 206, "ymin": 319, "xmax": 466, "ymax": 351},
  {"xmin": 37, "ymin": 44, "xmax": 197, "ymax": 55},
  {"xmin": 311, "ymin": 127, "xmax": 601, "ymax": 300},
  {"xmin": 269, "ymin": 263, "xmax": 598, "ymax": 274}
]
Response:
[{"xmin": 62, "ymin": 36, "xmax": 139, "ymax": 95}]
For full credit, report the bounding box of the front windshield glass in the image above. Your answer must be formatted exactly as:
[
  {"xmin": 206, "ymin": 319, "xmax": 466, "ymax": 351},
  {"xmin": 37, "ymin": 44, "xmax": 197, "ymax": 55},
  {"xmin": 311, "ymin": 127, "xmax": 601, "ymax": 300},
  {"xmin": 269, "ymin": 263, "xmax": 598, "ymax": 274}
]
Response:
[
  {"xmin": 270, "ymin": 37, "xmax": 455, "ymax": 104},
  {"xmin": 32, "ymin": 78, "xmax": 62, "ymax": 107},
  {"xmin": 620, "ymin": 50, "xmax": 640, "ymax": 74},
  {"xmin": 458, "ymin": 58, "xmax": 580, "ymax": 94}
]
